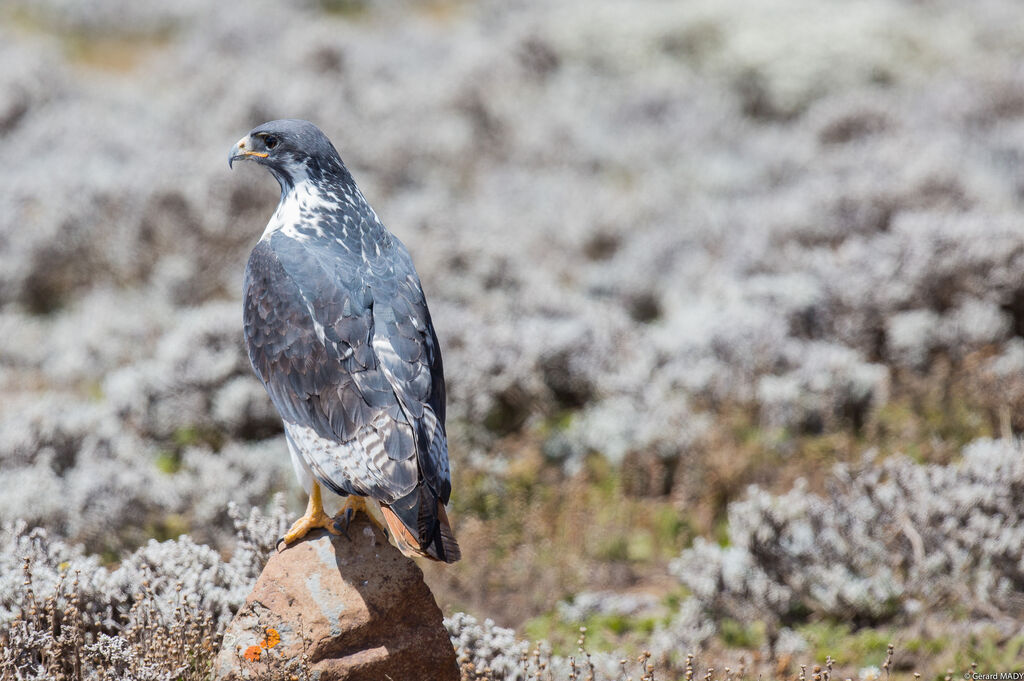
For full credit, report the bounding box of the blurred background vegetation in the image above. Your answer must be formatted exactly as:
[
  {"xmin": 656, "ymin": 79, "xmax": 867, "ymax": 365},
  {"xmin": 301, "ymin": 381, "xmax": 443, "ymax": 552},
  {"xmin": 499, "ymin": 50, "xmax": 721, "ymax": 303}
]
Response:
[{"xmin": 3, "ymin": 0, "xmax": 1024, "ymax": 678}]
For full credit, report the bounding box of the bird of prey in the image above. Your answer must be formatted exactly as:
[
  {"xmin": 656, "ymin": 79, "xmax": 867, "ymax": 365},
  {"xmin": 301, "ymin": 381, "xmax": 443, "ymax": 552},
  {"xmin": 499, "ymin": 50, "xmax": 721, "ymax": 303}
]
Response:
[{"xmin": 229, "ymin": 119, "xmax": 460, "ymax": 563}]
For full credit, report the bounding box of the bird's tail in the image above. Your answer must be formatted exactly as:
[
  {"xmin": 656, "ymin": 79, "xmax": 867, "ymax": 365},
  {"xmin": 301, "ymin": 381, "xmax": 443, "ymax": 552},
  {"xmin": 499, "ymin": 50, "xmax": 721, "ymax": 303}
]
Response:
[{"xmin": 380, "ymin": 486, "xmax": 461, "ymax": 563}]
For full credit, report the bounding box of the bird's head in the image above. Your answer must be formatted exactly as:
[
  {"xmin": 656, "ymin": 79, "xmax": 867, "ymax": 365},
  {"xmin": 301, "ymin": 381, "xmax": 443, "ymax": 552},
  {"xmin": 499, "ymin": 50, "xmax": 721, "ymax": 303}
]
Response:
[{"xmin": 229, "ymin": 119, "xmax": 346, "ymax": 193}]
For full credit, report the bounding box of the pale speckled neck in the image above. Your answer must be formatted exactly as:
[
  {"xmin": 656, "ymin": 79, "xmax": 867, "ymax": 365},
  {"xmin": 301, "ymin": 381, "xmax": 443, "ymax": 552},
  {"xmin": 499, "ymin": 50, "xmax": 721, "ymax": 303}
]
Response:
[{"xmin": 261, "ymin": 172, "xmax": 388, "ymax": 252}]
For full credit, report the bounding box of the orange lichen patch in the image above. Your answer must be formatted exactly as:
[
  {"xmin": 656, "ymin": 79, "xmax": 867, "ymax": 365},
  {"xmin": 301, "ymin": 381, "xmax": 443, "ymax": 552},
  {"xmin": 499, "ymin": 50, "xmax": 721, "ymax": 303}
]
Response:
[
  {"xmin": 243, "ymin": 645, "xmax": 262, "ymax": 662},
  {"xmin": 261, "ymin": 628, "xmax": 281, "ymax": 649}
]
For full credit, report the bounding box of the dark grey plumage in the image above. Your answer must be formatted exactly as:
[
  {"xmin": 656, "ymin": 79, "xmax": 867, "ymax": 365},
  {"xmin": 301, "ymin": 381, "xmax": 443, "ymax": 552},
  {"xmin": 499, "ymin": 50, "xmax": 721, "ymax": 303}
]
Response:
[{"xmin": 231, "ymin": 119, "xmax": 458, "ymax": 562}]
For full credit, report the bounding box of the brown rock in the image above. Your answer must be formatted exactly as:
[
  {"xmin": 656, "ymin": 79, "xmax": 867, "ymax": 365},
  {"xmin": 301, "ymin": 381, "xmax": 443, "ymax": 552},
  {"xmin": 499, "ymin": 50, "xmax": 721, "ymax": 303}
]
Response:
[{"xmin": 213, "ymin": 514, "xmax": 459, "ymax": 681}]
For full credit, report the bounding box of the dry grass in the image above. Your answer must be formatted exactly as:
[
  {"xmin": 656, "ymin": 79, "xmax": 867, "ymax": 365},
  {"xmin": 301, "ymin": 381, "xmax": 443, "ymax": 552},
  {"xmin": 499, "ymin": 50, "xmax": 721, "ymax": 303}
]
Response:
[
  {"xmin": 423, "ymin": 447, "xmax": 690, "ymax": 628},
  {"xmin": 453, "ymin": 628, "xmax": 922, "ymax": 681},
  {"xmin": 428, "ymin": 356, "xmax": 1016, "ymax": 680},
  {"xmin": 0, "ymin": 559, "xmax": 218, "ymax": 681},
  {"xmin": 426, "ymin": 352, "xmax": 997, "ymax": 628}
]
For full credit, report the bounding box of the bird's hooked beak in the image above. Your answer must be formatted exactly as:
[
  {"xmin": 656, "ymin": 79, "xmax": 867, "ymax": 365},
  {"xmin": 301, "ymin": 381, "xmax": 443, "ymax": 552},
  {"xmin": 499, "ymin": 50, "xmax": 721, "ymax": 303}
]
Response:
[{"xmin": 228, "ymin": 135, "xmax": 269, "ymax": 169}]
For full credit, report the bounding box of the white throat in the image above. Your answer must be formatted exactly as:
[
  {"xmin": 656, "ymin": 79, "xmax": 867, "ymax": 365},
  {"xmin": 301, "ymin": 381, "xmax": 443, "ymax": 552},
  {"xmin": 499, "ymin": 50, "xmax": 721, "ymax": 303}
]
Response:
[{"xmin": 261, "ymin": 176, "xmax": 340, "ymax": 242}]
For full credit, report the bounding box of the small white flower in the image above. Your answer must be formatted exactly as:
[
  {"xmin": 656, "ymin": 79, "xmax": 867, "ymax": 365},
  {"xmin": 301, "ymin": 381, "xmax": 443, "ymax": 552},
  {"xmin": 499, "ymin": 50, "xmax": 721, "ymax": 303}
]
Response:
[{"xmin": 860, "ymin": 666, "xmax": 881, "ymax": 681}]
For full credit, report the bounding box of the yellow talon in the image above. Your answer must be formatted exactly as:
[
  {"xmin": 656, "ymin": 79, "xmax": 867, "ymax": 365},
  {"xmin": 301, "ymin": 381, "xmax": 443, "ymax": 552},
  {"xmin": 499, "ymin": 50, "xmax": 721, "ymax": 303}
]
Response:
[
  {"xmin": 281, "ymin": 482, "xmax": 341, "ymax": 545},
  {"xmin": 337, "ymin": 495, "xmax": 390, "ymax": 535}
]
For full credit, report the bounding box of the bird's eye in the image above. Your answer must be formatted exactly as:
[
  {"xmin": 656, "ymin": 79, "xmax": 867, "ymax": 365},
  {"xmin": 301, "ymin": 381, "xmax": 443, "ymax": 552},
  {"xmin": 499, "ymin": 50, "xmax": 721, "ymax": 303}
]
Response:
[{"xmin": 264, "ymin": 136, "xmax": 279, "ymax": 150}]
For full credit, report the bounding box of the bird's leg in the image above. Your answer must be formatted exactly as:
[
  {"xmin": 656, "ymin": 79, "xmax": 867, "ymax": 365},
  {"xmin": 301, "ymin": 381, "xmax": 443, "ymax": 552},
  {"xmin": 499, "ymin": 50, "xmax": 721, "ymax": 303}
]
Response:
[
  {"xmin": 281, "ymin": 482, "xmax": 341, "ymax": 546},
  {"xmin": 333, "ymin": 496, "xmax": 390, "ymax": 537}
]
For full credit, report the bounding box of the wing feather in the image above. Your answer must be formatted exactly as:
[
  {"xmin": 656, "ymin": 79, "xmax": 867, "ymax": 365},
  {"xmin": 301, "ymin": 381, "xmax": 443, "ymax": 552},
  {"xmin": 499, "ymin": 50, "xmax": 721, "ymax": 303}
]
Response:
[
  {"xmin": 243, "ymin": 232, "xmax": 451, "ymax": 511},
  {"xmin": 244, "ymin": 222, "xmax": 456, "ymax": 559}
]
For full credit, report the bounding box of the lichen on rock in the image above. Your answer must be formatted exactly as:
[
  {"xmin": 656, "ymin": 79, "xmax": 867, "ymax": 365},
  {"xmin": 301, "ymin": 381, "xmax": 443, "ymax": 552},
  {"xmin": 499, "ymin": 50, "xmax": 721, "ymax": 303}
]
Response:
[{"xmin": 213, "ymin": 514, "xmax": 458, "ymax": 681}]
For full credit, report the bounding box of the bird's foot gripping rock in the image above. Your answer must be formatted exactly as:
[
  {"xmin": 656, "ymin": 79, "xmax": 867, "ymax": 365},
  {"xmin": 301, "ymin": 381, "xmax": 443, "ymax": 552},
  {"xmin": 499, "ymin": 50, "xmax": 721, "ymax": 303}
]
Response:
[
  {"xmin": 281, "ymin": 509, "xmax": 340, "ymax": 545},
  {"xmin": 333, "ymin": 495, "xmax": 389, "ymax": 539},
  {"xmin": 280, "ymin": 482, "xmax": 341, "ymax": 548}
]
